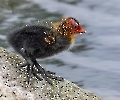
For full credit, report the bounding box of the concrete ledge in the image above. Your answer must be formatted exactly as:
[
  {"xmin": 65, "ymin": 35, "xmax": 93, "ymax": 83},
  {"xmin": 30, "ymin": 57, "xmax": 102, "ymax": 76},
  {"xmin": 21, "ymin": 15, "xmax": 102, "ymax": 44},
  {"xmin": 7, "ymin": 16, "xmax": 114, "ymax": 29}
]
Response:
[{"xmin": 0, "ymin": 47, "xmax": 101, "ymax": 100}]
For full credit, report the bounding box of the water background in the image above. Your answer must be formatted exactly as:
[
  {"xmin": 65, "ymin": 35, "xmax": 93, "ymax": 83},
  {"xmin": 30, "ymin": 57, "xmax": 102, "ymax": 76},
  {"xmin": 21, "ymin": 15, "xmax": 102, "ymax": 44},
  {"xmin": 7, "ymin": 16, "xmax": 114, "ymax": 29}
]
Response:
[{"xmin": 0, "ymin": 0, "xmax": 120, "ymax": 99}]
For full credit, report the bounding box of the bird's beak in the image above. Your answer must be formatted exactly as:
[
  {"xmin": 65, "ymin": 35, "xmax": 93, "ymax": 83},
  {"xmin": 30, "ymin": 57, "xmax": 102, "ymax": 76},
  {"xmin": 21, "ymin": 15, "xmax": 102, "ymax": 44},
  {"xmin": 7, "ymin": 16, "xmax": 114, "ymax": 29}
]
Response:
[
  {"xmin": 78, "ymin": 27, "xmax": 86, "ymax": 34},
  {"xmin": 79, "ymin": 30, "xmax": 86, "ymax": 34},
  {"xmin": 79, "ymin": 27, "xmax": 86, "ymax": 34}
]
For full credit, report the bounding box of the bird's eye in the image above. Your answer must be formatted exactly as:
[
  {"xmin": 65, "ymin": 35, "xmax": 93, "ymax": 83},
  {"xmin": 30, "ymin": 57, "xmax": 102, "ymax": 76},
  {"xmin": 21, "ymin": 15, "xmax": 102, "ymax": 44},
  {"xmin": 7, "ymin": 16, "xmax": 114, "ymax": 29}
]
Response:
[
  {"xmin": 73, "ymin": 25, "xmax": 77, "ymax": 28},
  {"xmin": 72, "ymin": 22, "xmax": 79, "ymax": 29},
  {"xmin": 72, "ymin": 24, "xmax": 78, "ymax": 29}
]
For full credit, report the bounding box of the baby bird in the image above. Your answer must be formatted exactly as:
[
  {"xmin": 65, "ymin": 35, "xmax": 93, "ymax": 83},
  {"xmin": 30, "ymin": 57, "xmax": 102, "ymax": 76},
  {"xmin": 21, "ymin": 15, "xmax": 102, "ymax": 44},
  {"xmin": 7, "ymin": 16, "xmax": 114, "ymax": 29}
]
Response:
[{"xmin": 7, "ymin": 17, "xmax": 86, "ymax": 85}]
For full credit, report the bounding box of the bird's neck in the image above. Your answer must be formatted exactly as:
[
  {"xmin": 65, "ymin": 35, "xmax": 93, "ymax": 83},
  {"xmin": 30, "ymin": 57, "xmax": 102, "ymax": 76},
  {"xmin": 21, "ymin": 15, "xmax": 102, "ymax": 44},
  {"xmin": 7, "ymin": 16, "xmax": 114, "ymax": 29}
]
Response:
[{"xmin": 52, "ymin": 22, "xmax": 75, "ymax": 44}]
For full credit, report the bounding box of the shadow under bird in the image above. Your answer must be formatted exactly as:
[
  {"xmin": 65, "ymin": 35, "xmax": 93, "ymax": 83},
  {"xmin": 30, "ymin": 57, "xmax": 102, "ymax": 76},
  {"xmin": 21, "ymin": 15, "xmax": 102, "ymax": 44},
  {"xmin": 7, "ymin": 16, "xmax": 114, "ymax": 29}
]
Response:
[{"xmin": 7, "ymin": 17, "xmax": 86, "ymax": 85}]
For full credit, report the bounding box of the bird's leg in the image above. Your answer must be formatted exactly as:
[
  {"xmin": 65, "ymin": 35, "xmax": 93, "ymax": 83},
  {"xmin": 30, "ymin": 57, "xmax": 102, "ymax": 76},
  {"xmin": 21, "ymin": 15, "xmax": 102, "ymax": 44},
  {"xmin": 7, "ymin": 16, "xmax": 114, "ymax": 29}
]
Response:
[
  {"xmin": 19, "ymin": 48, "xmax": 64, "ymax": 84},
  {"xmin": 20, "ymin": 63, "xmax": 28, "ymax": 67},
  {"xmin": 46, "ymin": 71, "xmax": 56, "ymax": 75},
  {"xmin": 32, "ymin": 69, "xmax": 43, "ymax": 81},
  {"xmin": 20, "ymin": 63, "xmax": 55, "ymax": 75},
  {"xmin": 34, "ymin": 60, "xmax": 64, "ymax": 82},
  {"xmin": 19, "ymin": 48, "xmax": 43, "ymax": 83}
]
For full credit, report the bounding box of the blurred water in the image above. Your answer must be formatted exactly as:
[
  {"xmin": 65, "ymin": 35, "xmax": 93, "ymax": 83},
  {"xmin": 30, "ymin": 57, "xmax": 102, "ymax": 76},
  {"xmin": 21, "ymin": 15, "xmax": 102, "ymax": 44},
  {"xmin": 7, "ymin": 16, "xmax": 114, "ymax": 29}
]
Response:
[{"xmin": 0, "ymin": 0, "xmax": 120, "ymax": 99}]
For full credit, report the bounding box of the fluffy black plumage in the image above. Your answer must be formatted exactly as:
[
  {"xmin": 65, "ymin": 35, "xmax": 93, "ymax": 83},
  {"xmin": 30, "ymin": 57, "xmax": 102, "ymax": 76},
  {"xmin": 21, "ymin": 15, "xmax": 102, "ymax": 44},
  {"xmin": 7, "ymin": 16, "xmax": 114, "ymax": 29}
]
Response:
[
  {"xmin": 7, "ymin": 24, "xmax": 69, "ymax": 84},
  {"xmin": 7, "ymin": 17, "xmax": 85, "ymax": 84}
]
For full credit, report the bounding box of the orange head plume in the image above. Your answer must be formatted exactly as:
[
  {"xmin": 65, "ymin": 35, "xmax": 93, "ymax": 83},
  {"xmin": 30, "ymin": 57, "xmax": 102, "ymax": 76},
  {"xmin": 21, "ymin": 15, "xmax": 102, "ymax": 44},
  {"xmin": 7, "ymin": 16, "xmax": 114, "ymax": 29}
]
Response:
[{"xmin": 60, "ymin": 17, "xmax": 86, "ymax": 34}]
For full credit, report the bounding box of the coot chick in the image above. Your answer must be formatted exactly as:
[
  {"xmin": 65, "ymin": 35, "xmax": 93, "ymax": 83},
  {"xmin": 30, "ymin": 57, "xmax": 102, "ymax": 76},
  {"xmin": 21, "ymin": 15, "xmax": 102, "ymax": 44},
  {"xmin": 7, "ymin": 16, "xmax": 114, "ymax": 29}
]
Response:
[{"xmin": 7, "ymin": 17, "xmax": 86, "ymax": 85}]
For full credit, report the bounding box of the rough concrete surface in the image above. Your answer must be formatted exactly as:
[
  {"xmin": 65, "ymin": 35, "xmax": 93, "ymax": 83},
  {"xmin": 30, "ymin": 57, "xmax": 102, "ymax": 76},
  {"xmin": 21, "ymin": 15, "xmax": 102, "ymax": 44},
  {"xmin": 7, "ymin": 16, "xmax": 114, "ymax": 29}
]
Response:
[{"xmin": 0, "ymin": 47, "xmax": 101, "ymax": 100}]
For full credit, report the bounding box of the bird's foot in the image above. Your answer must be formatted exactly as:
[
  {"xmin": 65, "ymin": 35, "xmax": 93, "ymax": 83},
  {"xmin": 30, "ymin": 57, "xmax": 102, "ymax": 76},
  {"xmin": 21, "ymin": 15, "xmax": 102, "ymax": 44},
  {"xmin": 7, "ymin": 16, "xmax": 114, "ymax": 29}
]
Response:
[
  {"xmin": 20, "ymin": 62, "xmax": 43, "ymax": 84},
  {"xmin": 20, "ymin": 62, "xmax": 64, "ymax": 85}
]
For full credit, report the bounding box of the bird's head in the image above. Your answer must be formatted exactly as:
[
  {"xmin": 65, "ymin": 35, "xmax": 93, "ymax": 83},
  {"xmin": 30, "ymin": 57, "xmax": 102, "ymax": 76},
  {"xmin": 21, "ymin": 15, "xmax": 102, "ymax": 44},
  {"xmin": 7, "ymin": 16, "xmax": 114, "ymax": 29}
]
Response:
[{"xmin": 60, "ymin": 17, "xmax": 86, "ymax": 35}]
